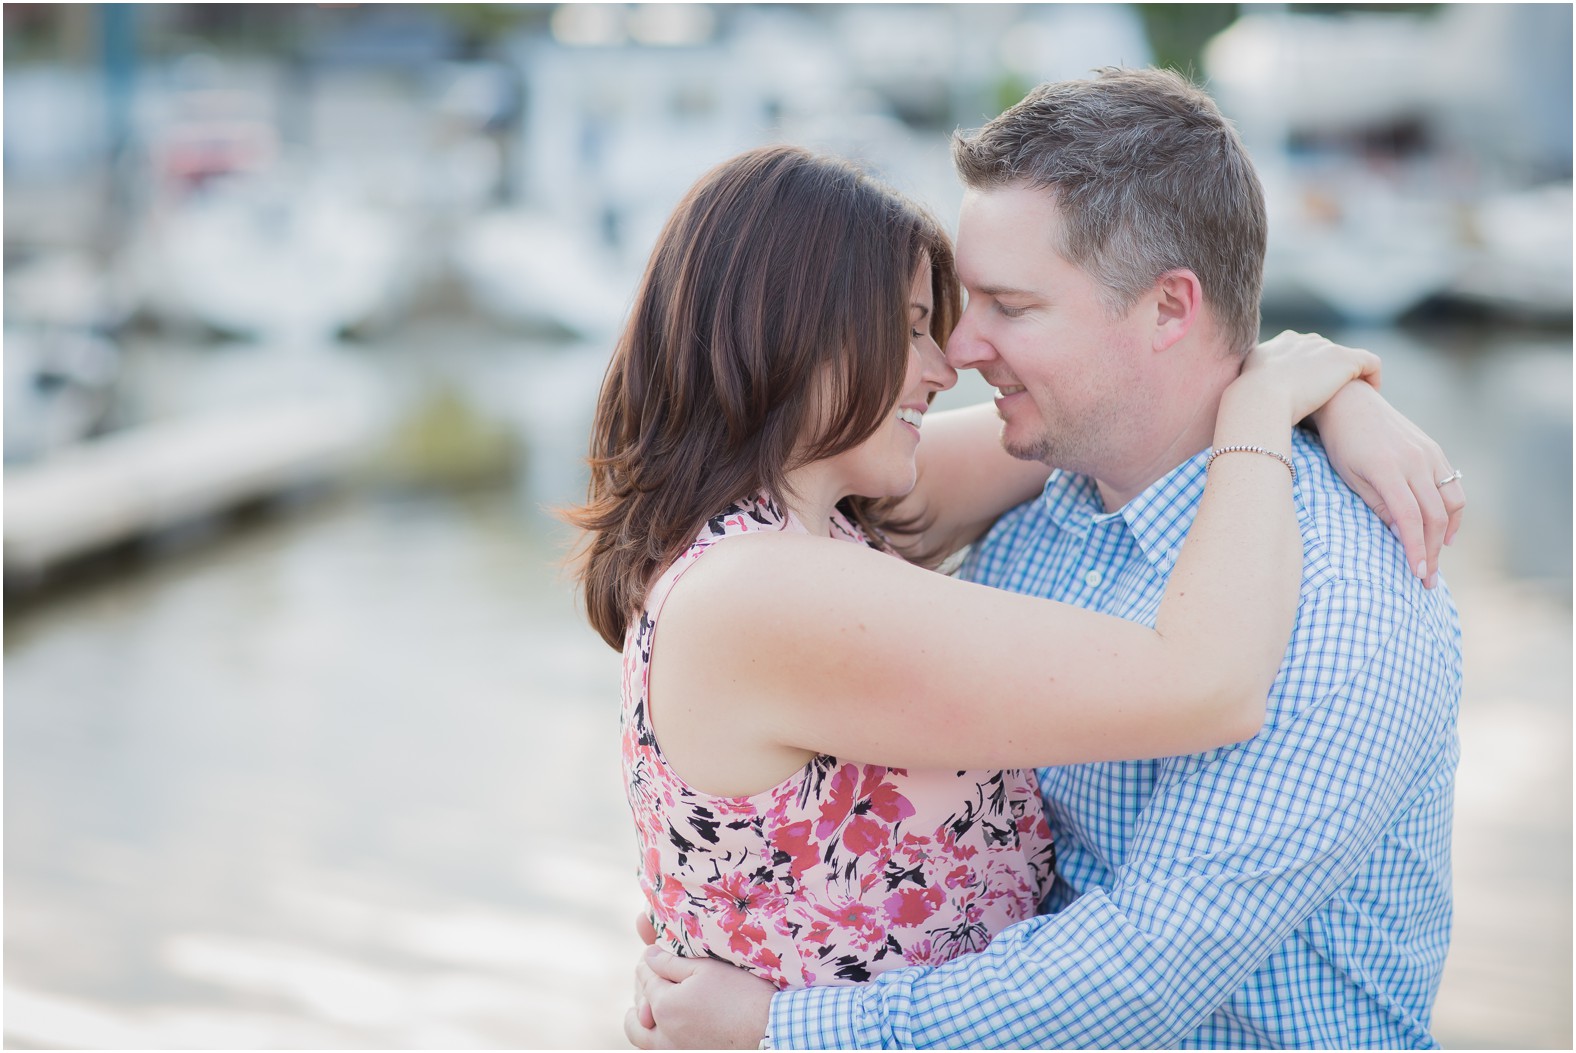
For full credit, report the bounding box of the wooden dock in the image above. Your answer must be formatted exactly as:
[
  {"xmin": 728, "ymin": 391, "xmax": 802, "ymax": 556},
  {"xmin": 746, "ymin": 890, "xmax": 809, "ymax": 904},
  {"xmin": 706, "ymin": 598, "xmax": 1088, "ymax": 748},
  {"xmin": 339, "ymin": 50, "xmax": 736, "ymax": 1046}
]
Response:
[{"xmin": 5, "ymin": 394, "xmax": 384, "ymax": 575}]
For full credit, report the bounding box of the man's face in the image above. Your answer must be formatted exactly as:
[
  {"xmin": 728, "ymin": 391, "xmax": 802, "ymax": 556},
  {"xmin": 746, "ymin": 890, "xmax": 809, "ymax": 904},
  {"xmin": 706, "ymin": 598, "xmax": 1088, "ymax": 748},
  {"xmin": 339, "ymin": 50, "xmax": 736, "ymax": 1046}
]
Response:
[{"xmin": 947, "ymin": 184, "xmax": 1156, "ymax": 477}]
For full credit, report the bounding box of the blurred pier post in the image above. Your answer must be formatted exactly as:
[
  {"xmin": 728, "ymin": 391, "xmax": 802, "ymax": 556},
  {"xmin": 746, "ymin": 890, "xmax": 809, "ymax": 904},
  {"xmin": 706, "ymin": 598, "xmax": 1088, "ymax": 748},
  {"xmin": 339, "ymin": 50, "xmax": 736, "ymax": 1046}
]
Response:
[{"xmin": 98, "ymin": 3, "xmax": 137, "ymax": 256}]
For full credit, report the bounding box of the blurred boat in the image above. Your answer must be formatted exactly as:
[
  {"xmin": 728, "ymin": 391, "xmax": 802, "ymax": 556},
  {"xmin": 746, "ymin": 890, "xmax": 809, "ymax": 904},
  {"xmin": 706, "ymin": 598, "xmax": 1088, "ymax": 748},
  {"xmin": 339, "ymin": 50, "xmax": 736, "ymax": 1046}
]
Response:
[
  {"xmin": 1206, "ymin": 5, "xmax": 1573, "ymax": 325},
  {"xmin": 1262, "ymin": 177, "xmax": 1467, "ymax": 326},
  {"xmin": 118, "ymin": 58, "xmax": 425, "ymax": 344},
  {"xmin": 3, "ymin": 326, "xmax": 122, "ymax": 465},
  {"xmin": 3, "ymin": 252, "xmax": 127, "ymax": 464},
  {"xmin": 449, "ymin": 209, "xmax": 632, "ymax": 341},
  {"xmin": 133, "ymin": 169, "xmax": 422, "ymax": 343},
  {"xmin": 1449, "ymin": 183, "xmax": 1574, "ymax": 322}
]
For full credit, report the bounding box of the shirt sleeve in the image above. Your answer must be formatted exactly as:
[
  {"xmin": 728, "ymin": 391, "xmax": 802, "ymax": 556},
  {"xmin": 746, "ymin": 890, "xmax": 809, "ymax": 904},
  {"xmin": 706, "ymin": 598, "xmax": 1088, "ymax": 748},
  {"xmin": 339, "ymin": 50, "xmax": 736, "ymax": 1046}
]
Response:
[{"xmin": 769, "ymin": 580, "xmax": 1460, "ymax": 1048}]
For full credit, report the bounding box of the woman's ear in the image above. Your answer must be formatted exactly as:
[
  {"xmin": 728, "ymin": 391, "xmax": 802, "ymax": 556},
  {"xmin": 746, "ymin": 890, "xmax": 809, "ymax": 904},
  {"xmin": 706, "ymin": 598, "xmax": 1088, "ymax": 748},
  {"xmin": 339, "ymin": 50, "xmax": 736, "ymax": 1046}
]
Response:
[{"xmin": 1151, "ymin": 269, "xmax": 1203, "ymax": 353}]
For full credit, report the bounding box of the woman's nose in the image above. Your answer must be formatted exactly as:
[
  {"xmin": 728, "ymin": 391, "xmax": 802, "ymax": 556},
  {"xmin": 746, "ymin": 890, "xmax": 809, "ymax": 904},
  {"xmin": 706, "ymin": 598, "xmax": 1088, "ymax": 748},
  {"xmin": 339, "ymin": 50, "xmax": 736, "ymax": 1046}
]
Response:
[{"xmin": 924, "ymin": 337, "xmax": 957, "ymax": 392}]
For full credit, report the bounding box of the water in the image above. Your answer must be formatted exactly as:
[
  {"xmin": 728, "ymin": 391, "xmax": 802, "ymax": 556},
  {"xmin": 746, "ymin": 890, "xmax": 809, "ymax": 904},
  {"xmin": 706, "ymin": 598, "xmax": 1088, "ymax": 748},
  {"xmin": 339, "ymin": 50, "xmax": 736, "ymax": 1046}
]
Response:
[
  {"xmin": 4, "ymin": 321, "xmax": 1570, "ymax": 1048},
  {"xmin": 6, "ymin": 491, "xmax": 637, "ymax": 1048}
]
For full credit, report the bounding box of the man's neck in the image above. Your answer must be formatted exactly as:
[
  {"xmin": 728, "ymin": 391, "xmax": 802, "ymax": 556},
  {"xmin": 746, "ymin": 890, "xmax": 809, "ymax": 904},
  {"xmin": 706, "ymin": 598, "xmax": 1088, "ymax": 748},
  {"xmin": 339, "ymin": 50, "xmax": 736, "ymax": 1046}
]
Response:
[
  {"xmin": 1094, "ymin": 448, "xmax": 1204, "ymax": 513},
  {"xmin": 1093, "ymin": 382, "xmax": 1231, "ymax": 512}
]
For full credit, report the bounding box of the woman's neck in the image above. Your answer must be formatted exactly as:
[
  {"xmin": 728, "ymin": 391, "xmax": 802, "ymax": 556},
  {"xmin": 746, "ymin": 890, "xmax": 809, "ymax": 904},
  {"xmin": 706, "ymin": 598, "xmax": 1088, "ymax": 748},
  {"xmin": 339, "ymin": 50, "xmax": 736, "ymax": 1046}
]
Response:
[{"xmin": 778, "ymin": 462, "xmax": 845, "ymax": 538}]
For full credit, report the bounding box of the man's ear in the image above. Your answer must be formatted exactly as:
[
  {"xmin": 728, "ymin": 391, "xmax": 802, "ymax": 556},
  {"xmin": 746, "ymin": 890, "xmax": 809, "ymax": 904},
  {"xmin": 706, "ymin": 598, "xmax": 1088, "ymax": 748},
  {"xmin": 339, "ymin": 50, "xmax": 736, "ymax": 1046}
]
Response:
[{"xmin": 1151, "ymin": 269, "xmax": 1203, "ymax": 352}]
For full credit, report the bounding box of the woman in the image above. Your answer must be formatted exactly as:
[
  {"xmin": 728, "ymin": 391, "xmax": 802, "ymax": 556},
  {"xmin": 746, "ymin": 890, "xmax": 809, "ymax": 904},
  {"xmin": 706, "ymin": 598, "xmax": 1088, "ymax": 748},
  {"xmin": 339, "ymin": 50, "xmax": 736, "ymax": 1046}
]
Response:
[{"xmin": 570, "ymin": 145, "xmax": 1442, "ymax": 990}]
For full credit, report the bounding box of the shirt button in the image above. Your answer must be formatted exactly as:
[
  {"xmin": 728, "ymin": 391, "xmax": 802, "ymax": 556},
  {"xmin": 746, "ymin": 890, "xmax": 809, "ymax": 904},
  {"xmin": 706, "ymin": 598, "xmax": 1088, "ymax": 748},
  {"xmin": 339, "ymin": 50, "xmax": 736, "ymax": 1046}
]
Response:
[{"xmin": 1085, "ymin": 569, "xmax": 1103, "ymax": 588}]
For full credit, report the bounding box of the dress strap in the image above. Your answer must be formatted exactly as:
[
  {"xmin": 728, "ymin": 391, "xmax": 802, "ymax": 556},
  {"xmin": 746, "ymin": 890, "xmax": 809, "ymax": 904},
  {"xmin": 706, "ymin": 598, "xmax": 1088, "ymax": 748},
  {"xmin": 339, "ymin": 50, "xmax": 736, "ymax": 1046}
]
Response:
[{"xmin": 642, "ymin": 494, "xmax": 793, "ymax": 625}]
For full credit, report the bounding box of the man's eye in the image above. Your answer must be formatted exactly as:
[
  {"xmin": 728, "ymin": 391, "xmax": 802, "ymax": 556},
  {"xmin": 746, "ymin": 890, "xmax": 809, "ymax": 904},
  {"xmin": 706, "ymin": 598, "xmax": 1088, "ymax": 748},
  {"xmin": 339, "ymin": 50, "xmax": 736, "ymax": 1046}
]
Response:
[{"xmin": 997, "ymin": 304, "xmax": 1027, "ymax": 318}]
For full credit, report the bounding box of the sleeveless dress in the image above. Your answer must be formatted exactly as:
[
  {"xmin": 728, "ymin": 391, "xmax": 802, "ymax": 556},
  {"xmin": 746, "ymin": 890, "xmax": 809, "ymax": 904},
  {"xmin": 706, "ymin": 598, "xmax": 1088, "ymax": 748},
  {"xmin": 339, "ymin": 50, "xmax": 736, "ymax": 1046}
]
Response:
[{"xmin": 621, "ymin": 493, "xmax": 1055, "ymax": 990}]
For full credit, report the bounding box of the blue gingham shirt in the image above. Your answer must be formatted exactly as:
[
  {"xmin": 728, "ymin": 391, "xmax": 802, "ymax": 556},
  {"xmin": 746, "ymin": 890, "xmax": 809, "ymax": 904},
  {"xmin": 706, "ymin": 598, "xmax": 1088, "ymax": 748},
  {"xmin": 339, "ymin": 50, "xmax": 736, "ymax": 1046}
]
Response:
[{"xmin": 771, "ymin": 430, "xmax": 1462, "ymax": 1048}]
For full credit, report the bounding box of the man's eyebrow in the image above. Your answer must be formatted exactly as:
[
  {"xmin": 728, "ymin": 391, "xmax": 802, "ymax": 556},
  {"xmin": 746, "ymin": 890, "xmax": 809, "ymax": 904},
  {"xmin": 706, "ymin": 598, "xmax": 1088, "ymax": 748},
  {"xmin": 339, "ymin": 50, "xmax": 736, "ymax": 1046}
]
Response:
[{"xmin": 972, "ymin": 284, "xmax": 1039, "ymax": 300}]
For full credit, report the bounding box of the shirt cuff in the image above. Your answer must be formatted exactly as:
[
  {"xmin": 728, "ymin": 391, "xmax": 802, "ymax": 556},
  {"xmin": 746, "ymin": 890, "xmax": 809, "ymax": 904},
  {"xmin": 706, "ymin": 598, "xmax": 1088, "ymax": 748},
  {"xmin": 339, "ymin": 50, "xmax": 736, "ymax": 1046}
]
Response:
[{"xmin": 770, "ymin": 983, "xmax": 877, "ymax": 1049}]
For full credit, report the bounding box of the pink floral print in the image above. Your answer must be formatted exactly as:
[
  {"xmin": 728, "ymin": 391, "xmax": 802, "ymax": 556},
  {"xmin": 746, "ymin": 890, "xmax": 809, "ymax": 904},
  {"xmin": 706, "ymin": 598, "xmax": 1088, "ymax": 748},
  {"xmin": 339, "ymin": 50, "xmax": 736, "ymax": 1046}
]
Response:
[{"xmin": 621, "ymin": 494, "xmax": 1056, "ymax": 989}]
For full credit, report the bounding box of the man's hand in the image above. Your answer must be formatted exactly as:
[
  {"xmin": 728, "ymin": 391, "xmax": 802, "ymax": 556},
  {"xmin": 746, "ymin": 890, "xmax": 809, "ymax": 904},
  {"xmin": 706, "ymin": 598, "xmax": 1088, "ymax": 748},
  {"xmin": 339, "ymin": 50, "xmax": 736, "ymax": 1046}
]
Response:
[{"xmin": 625, "ymin": 945, "xmax": 775, "ymax": 1050}]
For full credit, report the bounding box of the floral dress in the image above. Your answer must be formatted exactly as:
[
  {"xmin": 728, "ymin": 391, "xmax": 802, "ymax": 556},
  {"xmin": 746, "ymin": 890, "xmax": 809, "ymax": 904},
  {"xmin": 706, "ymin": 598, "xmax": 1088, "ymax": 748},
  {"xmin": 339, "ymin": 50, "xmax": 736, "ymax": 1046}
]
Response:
[{"xmin": 621, "ymin": 493, "xmax": 1055, "ymax": 990}]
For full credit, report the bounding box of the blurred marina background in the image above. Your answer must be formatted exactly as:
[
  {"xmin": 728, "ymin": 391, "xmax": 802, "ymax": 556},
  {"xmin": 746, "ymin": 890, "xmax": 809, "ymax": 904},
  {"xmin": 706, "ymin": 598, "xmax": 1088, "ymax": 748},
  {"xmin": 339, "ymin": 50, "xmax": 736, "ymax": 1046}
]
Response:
[{"xmin": 4, "ymin": 3, "xmax": 1570, "ymax": 1048}]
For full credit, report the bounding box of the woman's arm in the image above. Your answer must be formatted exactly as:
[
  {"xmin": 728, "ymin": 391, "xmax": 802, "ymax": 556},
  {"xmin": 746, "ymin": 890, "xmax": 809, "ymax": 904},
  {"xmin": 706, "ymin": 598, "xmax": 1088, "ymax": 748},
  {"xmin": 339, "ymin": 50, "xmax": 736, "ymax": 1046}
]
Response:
[
  {"xmin": 890, "ymin": 403, "xmax": 1051, "ymax": 558},
  {"xmin": 653, "ymin": 341, "xmax": 1379, "ymax": 781}
]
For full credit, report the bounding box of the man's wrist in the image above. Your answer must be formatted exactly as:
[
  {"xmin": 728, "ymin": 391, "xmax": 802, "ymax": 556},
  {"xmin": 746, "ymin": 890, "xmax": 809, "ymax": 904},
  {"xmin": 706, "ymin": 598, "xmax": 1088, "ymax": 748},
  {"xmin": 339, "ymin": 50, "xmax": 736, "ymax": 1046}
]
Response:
[{"xmin": 770, "ymin": 982, "xmax": 875, "ymax": 1049}]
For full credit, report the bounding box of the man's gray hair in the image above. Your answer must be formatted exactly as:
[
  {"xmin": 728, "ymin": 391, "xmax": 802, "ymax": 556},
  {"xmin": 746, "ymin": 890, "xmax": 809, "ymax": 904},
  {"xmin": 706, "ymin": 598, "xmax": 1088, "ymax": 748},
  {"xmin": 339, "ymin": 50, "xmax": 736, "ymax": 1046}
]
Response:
[{"xmin": 952, "ymin": 67, "xmax": 1266, "ymax": 356}]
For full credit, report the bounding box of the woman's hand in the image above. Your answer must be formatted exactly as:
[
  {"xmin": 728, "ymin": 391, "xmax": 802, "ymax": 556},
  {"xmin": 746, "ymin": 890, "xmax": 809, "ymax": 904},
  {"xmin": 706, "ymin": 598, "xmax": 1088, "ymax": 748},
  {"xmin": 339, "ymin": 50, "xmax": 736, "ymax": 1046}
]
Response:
[
  {"xmin": 1240, "ymin": 330, "xmax": 1463, "ymax": 588},
  {"xmin": 1234, "ymin": 329, "xmax": 1383, "ymax": 424},
  {"xmin": 1310, "ymin": 381, "xmax": 1464, "ymax": 588}
]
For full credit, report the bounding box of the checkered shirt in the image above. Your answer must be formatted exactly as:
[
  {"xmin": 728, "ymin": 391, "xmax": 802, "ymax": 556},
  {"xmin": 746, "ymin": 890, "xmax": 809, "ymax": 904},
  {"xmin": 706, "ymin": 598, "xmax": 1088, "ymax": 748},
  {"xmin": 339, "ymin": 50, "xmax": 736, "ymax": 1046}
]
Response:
[{"xmin": 770, "ymin": 430, "xmax": 1462, "ymax": 1049}]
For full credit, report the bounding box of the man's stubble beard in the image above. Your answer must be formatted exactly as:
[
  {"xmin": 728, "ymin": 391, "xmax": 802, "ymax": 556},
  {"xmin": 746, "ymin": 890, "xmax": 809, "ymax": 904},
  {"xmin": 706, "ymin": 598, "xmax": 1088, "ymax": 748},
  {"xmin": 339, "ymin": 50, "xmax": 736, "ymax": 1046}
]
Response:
[
  {"xmin": 1003, "ymin": 432, "xmax": 1057, "ymax": 468},
  {"xmin": 999, "ymin": 403, "xmax": 1124, "ymax": 477},
  {"xmin": 1000, "ymin": 410, "xmax": 1081, "ymax": 471}
]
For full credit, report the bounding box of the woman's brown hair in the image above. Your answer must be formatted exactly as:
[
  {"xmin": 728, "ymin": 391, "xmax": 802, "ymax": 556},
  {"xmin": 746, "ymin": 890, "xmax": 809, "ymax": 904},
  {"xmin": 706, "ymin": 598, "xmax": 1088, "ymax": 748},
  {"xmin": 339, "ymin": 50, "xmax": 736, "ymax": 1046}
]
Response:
[{"xmin": 567, "ymin": 145, "xmax": 960, "ymax": 648}]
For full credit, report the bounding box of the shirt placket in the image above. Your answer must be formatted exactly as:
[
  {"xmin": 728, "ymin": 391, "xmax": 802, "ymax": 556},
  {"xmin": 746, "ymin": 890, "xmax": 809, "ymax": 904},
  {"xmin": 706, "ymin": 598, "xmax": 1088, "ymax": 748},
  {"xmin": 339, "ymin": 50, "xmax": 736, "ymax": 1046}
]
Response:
[
  {"xmin": 1041, "ymin": 513, "xmax": 1151, "ymax": 891},
  {"xmin": 1063, "ymin": 513, "xmax": 1130, "ymax": 616}
]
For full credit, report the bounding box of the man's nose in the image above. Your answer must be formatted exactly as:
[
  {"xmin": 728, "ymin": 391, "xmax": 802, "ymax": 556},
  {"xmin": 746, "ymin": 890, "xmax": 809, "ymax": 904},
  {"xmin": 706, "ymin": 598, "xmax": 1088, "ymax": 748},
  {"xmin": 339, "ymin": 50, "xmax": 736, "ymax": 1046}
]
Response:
[{"xmin": 945, "ymin": 305, "xmax": 993, "ymax": 372}]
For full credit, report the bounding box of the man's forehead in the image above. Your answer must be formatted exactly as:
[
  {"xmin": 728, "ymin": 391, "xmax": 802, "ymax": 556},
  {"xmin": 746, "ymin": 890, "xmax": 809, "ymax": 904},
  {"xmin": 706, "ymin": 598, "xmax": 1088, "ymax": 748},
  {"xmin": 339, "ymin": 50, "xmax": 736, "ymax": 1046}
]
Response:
[
  {"xmin": 960, "ymin": 181, "xmax": 1061, "ymax": 215},
  {"xmin": 956, "ymin": 187, "xmax": 1064, "ymax": 285}
]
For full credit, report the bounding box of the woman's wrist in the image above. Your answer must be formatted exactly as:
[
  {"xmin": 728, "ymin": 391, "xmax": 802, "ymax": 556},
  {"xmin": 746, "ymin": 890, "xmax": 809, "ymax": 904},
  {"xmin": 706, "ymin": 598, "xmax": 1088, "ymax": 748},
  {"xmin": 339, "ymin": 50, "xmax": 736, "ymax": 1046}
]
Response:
[
  {"xmin": 1214, "ymin": 380, "xmax": 1295, "ymax": 452},
  {"xmin": 1306, "ymin": 378, "xmax": 1378, "ymax": 435}
]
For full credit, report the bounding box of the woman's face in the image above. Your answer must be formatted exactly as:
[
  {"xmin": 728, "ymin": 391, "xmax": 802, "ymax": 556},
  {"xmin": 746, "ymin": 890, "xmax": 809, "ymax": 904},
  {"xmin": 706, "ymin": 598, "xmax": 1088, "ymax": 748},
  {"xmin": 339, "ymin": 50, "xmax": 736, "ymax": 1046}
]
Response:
[{"xmin": 822, "ymin": 258, "xmax": 958, "ymax": 500}]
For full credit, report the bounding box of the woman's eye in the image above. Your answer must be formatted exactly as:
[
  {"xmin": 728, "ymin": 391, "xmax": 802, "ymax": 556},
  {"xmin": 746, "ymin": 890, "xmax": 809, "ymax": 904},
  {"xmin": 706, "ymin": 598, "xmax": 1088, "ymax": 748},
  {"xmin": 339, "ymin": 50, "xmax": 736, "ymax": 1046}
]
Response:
[{"xmin": 911, "ymin": 328, "xmax": 926, "ymax": 340}]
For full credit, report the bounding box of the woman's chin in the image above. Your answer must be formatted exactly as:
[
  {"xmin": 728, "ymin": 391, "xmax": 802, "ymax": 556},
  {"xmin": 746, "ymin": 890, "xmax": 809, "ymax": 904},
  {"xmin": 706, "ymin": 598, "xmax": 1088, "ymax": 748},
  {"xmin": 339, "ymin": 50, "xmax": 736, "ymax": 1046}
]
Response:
[
  {"xmin": 850, "ymin": 481, "xmax": 916, "ymax": 503},
  {"xmin": 847, "ymin": 462, "xmax": 918, "ymax": 502}
]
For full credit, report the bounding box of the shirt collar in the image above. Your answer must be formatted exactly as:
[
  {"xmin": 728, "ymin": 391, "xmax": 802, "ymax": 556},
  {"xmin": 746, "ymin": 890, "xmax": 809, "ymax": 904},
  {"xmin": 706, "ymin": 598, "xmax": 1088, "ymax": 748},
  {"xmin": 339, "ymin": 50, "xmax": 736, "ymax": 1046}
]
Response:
[
  {"xmin": 1037, "ymin": 470, "xmax": 1105, "ymax": 537},
  {"xmin": 1037, "ymin": 449, "xmax": 1210, "ymax": 573},
  {"xmin": 1117, "ymin": 450, "xmax": 1211, "ymax": 574}
]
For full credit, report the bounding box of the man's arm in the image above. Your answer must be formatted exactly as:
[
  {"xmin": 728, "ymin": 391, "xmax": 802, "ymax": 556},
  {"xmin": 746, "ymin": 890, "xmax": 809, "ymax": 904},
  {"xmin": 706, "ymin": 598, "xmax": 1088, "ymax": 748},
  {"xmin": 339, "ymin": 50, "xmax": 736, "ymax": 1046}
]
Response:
[{"xmin": 765, "ymin": 580, "xmax": 1459, "ymax": 1048}]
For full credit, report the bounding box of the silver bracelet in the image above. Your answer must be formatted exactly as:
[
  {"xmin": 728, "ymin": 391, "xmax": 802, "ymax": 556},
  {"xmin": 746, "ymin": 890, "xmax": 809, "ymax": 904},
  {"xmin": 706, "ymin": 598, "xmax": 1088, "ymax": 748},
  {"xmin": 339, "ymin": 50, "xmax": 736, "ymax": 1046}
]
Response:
[{"xmin": 1206, "ymin": 444, "xmax": 1296, "ymax": 481}]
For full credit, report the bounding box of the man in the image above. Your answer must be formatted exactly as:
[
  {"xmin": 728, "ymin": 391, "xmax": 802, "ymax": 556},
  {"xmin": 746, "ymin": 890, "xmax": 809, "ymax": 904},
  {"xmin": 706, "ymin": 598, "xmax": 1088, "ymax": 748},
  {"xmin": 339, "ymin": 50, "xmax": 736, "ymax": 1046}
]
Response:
[{"xmin": 629, "ymin": 67, "xmax": 1464, "ymax": 1048}]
